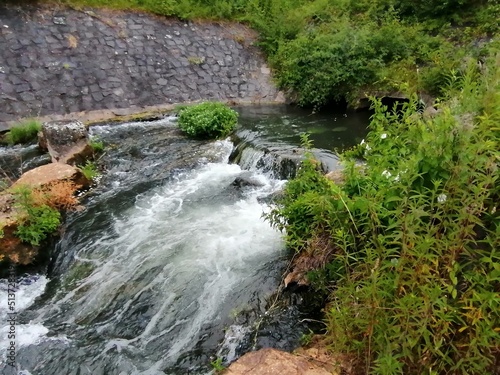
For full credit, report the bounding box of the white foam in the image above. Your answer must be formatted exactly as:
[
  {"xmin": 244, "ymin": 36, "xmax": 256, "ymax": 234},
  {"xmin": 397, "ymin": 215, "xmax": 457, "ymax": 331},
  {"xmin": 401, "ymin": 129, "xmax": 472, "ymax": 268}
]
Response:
[
  {"xmin": 0, "ymin": 275, "xmax": 48, "ymax": 322},
  {"xmin": 217, "ymin": 324, "xmax": 252, "ymax": 363}
]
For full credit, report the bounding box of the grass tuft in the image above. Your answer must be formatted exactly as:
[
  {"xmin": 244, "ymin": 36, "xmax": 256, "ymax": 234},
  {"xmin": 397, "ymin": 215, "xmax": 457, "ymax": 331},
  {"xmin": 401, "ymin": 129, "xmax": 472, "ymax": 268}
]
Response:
[{"xmin": 5, "ymin": 120, "xmax": 41, "ymax": 145}]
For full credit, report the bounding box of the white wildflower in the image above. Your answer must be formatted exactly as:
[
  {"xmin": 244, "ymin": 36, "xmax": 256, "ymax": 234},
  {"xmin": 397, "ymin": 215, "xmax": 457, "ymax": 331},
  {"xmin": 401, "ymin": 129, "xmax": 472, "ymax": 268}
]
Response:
[
  {"xmin": 394, "ymin": 174, "xmax": 400, "ymax": 182},
  {"xmin": 437, "ymin": 193, "xmax": 447, "ymax": 203},
  {"xmin": 360, "ymin": 139, "xmax": 365, "ymax": 145},
  {"xmin": 380, "ymin": 133, "xmax": 387, "ymax": 139},
  {"xmin": 365, "ymin": 144, "xmax": 371, "ymax": 151},
  {"xmin": 382, "ymin": 170, "xmax": 392, "ymax": 178}
]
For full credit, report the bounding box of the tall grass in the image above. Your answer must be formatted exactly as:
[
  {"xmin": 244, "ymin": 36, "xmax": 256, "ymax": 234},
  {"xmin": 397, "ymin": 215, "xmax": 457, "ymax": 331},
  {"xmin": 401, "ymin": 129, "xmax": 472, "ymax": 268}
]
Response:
[{"xmin": 5, "ymin": 119, "xmax": 41, "ymax": 145}]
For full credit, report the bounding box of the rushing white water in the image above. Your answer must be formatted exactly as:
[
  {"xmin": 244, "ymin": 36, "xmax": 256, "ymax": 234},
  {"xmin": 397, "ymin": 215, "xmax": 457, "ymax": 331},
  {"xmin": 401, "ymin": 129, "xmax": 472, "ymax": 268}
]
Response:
[{"xmin": 2, "ymin": 139, "xmax": 285, "ymax": 374}]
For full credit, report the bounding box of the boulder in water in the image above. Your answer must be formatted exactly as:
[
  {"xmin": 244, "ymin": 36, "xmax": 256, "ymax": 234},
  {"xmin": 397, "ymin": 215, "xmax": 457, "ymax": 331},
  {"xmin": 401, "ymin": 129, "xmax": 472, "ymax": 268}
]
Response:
[
  {"xmin": 13, "ymin": 162, "xmax": 89, "ymax": 189},
  {"xmin": 231, "ymin": 172, "xmax": 266, "ymax": 188},
  {"xmin": 39, "ymin": 120, "xmax": 93, "ymax": 165}
]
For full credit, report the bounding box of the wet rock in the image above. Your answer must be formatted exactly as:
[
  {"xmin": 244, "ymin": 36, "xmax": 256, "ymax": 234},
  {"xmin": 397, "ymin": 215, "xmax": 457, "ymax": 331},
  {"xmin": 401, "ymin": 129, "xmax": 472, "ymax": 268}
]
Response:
[
  {"xmin": 225, "ymin": 348, "xmax": 332, "ymax": 375},
  {"xmin": 40, "ymin": 120, "xmax": 93, "ymax": 165},
  {"xmin": 231, "ymin": 172, "xmax": 265, "ymax": 188}
]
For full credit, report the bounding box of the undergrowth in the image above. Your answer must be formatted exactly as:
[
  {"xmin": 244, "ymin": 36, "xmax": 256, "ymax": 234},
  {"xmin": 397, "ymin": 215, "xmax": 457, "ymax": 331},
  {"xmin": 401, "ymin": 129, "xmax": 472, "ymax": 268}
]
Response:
[{"xmin": 267, "ymin": 56, "xmax": 499, "ymax": 374}]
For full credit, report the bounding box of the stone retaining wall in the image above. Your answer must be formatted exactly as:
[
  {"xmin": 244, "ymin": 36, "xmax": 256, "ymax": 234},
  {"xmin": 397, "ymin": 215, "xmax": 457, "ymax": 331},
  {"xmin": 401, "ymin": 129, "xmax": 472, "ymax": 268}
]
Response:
[{"xmin": 0, "ymin": 4, "xmax": 282, "ymax": 130}]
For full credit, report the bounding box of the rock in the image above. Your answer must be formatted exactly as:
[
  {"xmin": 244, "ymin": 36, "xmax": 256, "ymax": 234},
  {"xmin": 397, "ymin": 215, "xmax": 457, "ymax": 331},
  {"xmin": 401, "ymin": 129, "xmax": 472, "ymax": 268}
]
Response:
[
  {"xmin": 231, "ymin": 173, "xmax": 266, "ymax": 188},
  {"xmin": 13, "ymin": 163, "xmax": 90, "ymax": 189},
  {"xmin": 423, "ymin": 106, "xmax": 439, "ymax": 119},
  {"xmin": 225, "ymin": 348, "xmax": 333, "ymax": 375},
  {"xmin": 40, "ymin": 120, "xmax": 93, "ymax": 165},
  {"xmin": 325, "ymin": 170, "xmax": 343, "ymax": 185},
  {"xmin": 1, "ymin": 163, "xmax": 88, "ymax": 267},
  {"xmin": 0, "ymin": 223, "xmax": 38, "ymax": 265}
]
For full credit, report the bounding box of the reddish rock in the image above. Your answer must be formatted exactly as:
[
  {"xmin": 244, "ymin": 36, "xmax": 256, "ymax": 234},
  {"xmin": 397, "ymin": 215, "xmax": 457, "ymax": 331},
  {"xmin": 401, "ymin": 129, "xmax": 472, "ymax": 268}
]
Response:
[
  {"xmin": 224, "ymin": 348, "xmax": 334, "ymax": 375},
  {"xmin": 0, "ymin": 223, "xmax": 38, "ymax": 265},
  {"xmin": 1, "ymin": 163, "xmax": 88, "ymax": 267},
  {"xmin": 13, "ymin": 162, "xmax": 89, "ymax": 189}
]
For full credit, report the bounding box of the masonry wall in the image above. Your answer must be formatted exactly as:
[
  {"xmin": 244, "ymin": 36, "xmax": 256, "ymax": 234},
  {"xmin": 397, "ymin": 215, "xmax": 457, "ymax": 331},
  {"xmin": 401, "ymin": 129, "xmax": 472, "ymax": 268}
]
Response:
[{"xmin": 0, "ymin": 5, "xmax": 281, "ymax": 129}]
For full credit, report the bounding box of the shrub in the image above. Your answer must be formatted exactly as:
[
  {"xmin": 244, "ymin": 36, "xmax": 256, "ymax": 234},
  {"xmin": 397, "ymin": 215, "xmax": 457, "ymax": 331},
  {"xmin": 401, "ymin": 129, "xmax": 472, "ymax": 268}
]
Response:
[
  {"xmin": 5, "ymin": 119, "xmax": 41, "ymax": 145},
  {"xmin": 267, "ymin": 61, "xmax": 499, "ymax": 374},
  {"xmin": 16, "ymin": 205, "xmax": 61, "ymax": 246},
  {"xmin": 177, "ymin": 102, "xmax": 238, "ymax": 139}
]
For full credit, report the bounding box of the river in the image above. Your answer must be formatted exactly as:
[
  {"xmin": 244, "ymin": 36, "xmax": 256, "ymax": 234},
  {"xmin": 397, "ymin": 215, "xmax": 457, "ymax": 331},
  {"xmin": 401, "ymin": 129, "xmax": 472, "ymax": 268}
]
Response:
[{"xmin": 0, "ymin": 105, "xmax": 369, "ymax": 374}]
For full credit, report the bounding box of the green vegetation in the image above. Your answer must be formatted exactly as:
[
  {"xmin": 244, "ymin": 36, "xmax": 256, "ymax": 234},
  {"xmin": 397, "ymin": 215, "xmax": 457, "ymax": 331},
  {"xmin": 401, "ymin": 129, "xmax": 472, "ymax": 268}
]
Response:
[
  {"xmin": 187, "ymin": 56, "xmax": 205, "ymax": 65},
  {"xmin": 267, "ymin": 57, "xmax": 499, "ymax": 374},
  {"xmin": 210, "ymin": 357, "xmax": 226, "ymax": 373},
  {"xmin": 177, "ymin": 102, "xmax": 238, "ymax": 139},
  {"xmin": 89, "ymin": 137, "xmax": 104, "ymax": 154},
  {"xmin": 5, "ymin": 119, "xmax": 41, "ymax": 145},
  {"xmin": 79, "ymin": 160, "xmax": 100, "ymax": 181},
  {"xmin": 55, "ymin": 0, "xmax": 499, "ymax": 108},
  {"xmin": 13, "ymin": 186, "xmax": 61, "ymax": 246}
]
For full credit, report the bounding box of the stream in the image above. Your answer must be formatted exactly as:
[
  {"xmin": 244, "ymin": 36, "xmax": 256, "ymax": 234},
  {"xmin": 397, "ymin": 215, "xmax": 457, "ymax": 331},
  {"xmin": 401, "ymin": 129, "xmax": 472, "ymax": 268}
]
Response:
[{"xmin": 0, "ymin": 105, "xmax": 369, "ymax": 375}]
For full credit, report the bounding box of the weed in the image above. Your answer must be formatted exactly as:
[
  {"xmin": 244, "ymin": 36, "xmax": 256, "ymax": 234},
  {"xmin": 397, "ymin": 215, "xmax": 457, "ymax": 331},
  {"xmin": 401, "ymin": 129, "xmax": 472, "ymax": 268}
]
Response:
[
  {"xmin": 5, "ymin": 119, "xmax": 41, "ymax": 145},
  {"xmin": 13, "ymin": 186, "xmax": 61, "ymax": 246},
  {"xmin": 31, "ymin": 180, "xmax": 81, "ymax": 211},
  {"xmin": 90, "ymin": 137, "xmax": 105, "ymax": 153},
  {"xmin": 210, "ymin": 357, "xmax": 225, "ymax": 373},
  {"xmin": 79, "ymin": 161, "xmax": 100, "ymax": 181},
  {"xmin": 187, "ymin": 56, "xmax": 205, "ymax": 65},
  {"xmin": 299, "ymin": 330, "xmax": 315, "ymax": 346}
]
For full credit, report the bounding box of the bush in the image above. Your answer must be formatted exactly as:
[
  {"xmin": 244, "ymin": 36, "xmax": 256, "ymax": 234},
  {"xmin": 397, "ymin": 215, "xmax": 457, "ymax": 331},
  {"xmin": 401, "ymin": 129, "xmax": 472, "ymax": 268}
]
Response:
[
  {"xmin": 267, "ymin": 61, "xmax": 499, "ymax": 374},
  {"xmin": 5, "ymin": 119, "xmax": 41, "ymax": 145},
  {"xmin": 177, "ymin": 102, "xmax": 238, "ymax": 139}
]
